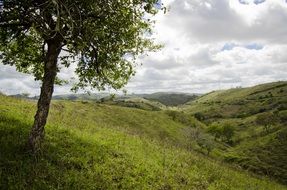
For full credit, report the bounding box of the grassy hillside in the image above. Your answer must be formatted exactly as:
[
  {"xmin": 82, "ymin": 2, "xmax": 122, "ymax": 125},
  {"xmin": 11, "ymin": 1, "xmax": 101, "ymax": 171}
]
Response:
[
  {"xmin": 184, "ymin": 81, "xmax": 287, "ymax": 119},
  {"xmin": 0, "ymin": 94, "xmax": 285, "ymax": 189},
  {"xmin": 183, "ymin": 81, "xmax": 287, "ymax": 184},
  {"xmin": 101, "ymin": 97, "xmax": 166, "ymax": 111},
  {"xmin": 142, "ymin": 92, "xmax": 198, "ymax": 106}
]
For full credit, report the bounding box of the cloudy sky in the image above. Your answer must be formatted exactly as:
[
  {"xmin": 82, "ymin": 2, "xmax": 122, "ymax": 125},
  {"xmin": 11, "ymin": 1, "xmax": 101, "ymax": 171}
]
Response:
[{"xmin": 1, "ymin": 0, "xmax": 287, "ymax": 95}]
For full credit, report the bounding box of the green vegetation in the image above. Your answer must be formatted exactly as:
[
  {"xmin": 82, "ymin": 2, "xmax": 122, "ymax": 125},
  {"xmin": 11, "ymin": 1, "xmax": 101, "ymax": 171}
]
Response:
[
  {"xmin": 142, "ymin": 92, "xmax": 198, "ymax": 106},
  {"xmin": 101, "ymin": 97, "xmax": 166, "ymax": 111},
  {"xmin": 255, "ymin": 112, "xmax": 279, "ymax": 134},
  {"xmin": 207, "ymin": 123, "xmax": 235, "ymax": 144},
  {"xmin": 1, "ymin": 93, "xmax": 286, "ymax": 189},
  {"xmin": 184, "ymin": 81, "xmax": 287, "ymax": 184}
]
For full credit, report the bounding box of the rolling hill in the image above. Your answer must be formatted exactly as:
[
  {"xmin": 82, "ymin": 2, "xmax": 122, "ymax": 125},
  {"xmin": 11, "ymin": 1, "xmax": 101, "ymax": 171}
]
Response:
[
  {"xmin": 182, "ymin": 81, "xmax": 287, "ymax": 184},
  {"xmin": 139, "ymin": 92, "xmax": 199, "ymax": 106},
  {"xmin": 0, "ymin": 92, "xmax": 286, "ymax": 189}
]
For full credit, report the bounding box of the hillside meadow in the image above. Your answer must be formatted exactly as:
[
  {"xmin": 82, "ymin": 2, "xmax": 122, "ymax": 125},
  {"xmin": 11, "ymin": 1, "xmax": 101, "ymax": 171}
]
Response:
[
  {"xmin": 0, "ymin": 93, "xmax": 286, "ymax": 189},
  {"xmin": 183, "ymin": 81, "xmax": 287, "ymax": 185}
]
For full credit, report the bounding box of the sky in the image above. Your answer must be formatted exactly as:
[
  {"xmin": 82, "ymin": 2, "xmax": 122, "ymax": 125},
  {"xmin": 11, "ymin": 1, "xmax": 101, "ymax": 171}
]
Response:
[{"xmin": 1, "ymin": 0, "xmax": 287, "ymax": 96}]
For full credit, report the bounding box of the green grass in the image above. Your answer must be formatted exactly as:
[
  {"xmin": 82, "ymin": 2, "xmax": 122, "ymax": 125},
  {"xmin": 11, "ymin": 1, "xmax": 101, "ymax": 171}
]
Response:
[
  {"xmin": 182, "ymin": 81, "xmax": 287, "ymax": 184},
  {"xmin": 142, "ymin": 92, "xmax": 198, "ymax": 106},
  {"xmin": 0, "ymin": 94, "xmax": 286, "ymax": 189},
  {"xmin": 225, "ymin": 128, "xmax": 287, "ymax": 184},
  {"xmin": 103, "ymin": 97, "xmax": 166, "ymax": 111},
  {"xmin": 189, "ymin": 82, "xmax": 286, "ymax": 111}
]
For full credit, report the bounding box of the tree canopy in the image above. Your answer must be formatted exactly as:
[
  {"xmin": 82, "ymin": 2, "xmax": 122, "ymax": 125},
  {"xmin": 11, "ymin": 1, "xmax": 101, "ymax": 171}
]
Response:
[{"xmin": 0, "ymin": 0, "xmax": 162, "ymax": 90}]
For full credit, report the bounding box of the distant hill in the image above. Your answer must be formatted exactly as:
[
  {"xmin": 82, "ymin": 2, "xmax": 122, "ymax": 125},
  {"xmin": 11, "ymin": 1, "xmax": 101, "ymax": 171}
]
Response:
[
  {"xmin": 139, "ymin": 92, "xmax": 199, "ymax": 106},
  {"xmin": 26, "ymin": 92, "xmax": 199, "ymax": 107},
  {"xmin": 102, "ymin": 97, "xmax": 166, "ymax": 111}
]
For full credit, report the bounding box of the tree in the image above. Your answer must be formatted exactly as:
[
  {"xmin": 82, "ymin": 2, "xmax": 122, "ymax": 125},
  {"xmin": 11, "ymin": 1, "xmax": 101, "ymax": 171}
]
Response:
[
  {"xmin": 183, "ymin": 127, "xmax": 200, "ymax": 151},
  {"xmin": 0, "ymin": 0, "xmax": 164, "ymax": 152},
  {"xmin": 196, "ymin": 133, "xmax": 214, "ymax": 155},
  {"xmin": 255, "ymin": 112, "xmax": 278, "ymax": 134},
  {"xmin": 221, "ymin": 123, "xmax": 235, "ymax": 144},
  {"xmin": 194, "ymin": 112, "xmax": 205, "ymax": 121},
  {"xmin": 207, "ymin": 124, "xmax": 222, "ymax": 141}
]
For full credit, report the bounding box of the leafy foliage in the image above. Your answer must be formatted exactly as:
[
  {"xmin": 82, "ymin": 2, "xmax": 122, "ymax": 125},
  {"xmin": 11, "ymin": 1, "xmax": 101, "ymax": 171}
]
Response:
[
  {"xmin": 207, "ymin": 124, "xmax": 222, "ymax": 140},
  {"xmin": 255, "ymin": 112, "xmax": 279, "ymax": 133},
  {"xmin": 0, "ymin": 0, "xmax": 163, "ymax": 90},
  {"xmin": 207, "ymin": 123, "xmax": 235, "ymax": 144}
]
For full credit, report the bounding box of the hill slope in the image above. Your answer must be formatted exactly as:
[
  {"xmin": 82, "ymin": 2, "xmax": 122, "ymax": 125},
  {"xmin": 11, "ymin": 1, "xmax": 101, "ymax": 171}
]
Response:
[
  {"xmin": 0, "ymin": 94, "xmax": 285, "ymax": 189},
  {"xmin": 184, "ymin": 81, "xmax": 287, "ymax": 119},
  {"xmin": 140, "ymin": 92, "xmax": 198, "ymax": 106},
  {"xmin": 183, "ymin": 81, "xmax": 287, "ymax": 184}
]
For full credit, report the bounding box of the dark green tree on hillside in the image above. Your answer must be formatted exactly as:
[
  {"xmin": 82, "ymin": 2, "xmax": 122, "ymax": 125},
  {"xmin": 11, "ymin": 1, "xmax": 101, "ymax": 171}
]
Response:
[
  {"xmin": 207, "ymin": 124, "xmax": 221, "ymax": 141},
  {"xmin": 207, "ymin": 123, "xmax": 235, "ymax": 144},
  {"xmin": 255, "ymin": 112, "xmax": 278, "ymax": 133},
  {"xmin": 221, "ymin": 123, "xmax": 235, "ymax": 144},
  {"xmin": 0, "ymin": 0, "xmax": 163, "ymax": 152}
]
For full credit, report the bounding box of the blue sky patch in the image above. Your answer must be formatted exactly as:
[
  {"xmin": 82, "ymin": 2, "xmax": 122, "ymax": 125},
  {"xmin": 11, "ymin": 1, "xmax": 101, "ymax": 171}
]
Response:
[
  {"xmin": 154, "ymin": 0, "xmax": 162, "ymax": 9},
  {"xmin": 245, "ymin": 43, "xmax": 263, "ymax": 50},
  {"xmin": 254, "ymin": 0, "xmax": 266, "ymax": 4},
  {"xmin": 221, "ymin": 43, "xmax": 263, "ymax": 51},
  {"xmin": 239, "ymin": 0, "xmax": 249, "ymax": 5},
  {"xmin": 239, "ymin": 0, "xmax": 266, "ymax": 5},
  {"xmin": 221, "ymin": 43, "xmax": 237, "ymax": 51}
]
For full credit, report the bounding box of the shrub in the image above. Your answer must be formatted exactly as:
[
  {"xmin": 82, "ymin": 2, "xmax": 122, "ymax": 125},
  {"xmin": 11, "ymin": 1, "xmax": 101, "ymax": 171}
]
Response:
[
  {"xmin": 196, "ymin": 134, "xmax": 214, "ymax": 155},
  {"xmin": 221, "ymin": 123, "xmax": 235, "ymax": 144},
  {"xmin": 255, "ymin": 112, "xmax": 279, "ymax": 134},
  {"xmin": 207, "ymin": 124, "xmax": 222, "ymax": 141},
  {"xmin": 183, "ymin": 127, "xmax": 200, "ymax": 150},
  {"xmin": 278, "ymin": 111, "xmax": 287, "ymax": 123},
  {"xmin": 165, "ymin": 110, "xmax": 191, "ymax": 126},
  {"xmin": 183, "ymin": 127, "xmax": 214, "ymax": 155},
  {"xmin": 207, "ymin": 123, "xmax": 235, "ymax": 144},
  {"xmin": 194, "ymin": 112, "xmax": 205, "ymax": 121}
]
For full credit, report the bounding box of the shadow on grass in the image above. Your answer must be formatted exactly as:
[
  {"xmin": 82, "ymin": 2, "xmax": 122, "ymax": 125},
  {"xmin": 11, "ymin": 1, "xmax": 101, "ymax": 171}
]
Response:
[{"xmin": 0, "ymin": 114, "xmax": 112, "ymax": 189}]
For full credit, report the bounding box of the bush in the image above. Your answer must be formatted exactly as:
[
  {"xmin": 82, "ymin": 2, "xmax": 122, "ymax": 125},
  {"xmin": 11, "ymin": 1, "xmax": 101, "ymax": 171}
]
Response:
[
  {"xmin": 194, "ymin": 112, "xmax": 205, "ymax": 121},
  {"xmin": 207, "ymin": 123, "xmax": 235, "ymax": 144},
  {"xmin": 207, "ymin": 124, "xmax": 222, "ymax": 141},
  {"xmin": 277, "ymin": 104, "xmax": 287, "ymax": 111},
  {"xmin": 278, "ymin": 111, "xmax": 287, "ymax": 123},
  {"xmin": 165, "ymin": 110, "xmax": 192, "ymax": 126},
  {"xmin": 221, "ymin": 123, "xmax": 235, "ymax": 144},
  {"xmin": 183, "ymin": 127, "xmax": 214, "ymax": 155},
  {"xmin": 196, "ymin": 134, "xmax": 214, "ymax": 155},
  {"xmin": 255, "ymin": 112, "xmax": 279, "ymax": 134}
]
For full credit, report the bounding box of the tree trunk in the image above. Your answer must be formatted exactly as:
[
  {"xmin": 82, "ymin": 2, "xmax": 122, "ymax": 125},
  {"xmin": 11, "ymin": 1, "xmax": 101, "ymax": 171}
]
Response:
[{"xmin": 28, "ymin": 40, "xmax": 61, "ymax": 153}]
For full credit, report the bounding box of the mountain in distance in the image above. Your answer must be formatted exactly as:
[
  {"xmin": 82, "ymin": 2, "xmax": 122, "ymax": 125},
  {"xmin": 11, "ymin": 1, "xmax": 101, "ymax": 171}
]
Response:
[
  {"xmin": 137, "ymin": 92, "xmax": 200, "ymax": 106},
  {"xmin": 18, "ymin": 91, "xmax": 200, "ymax": 107}
]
